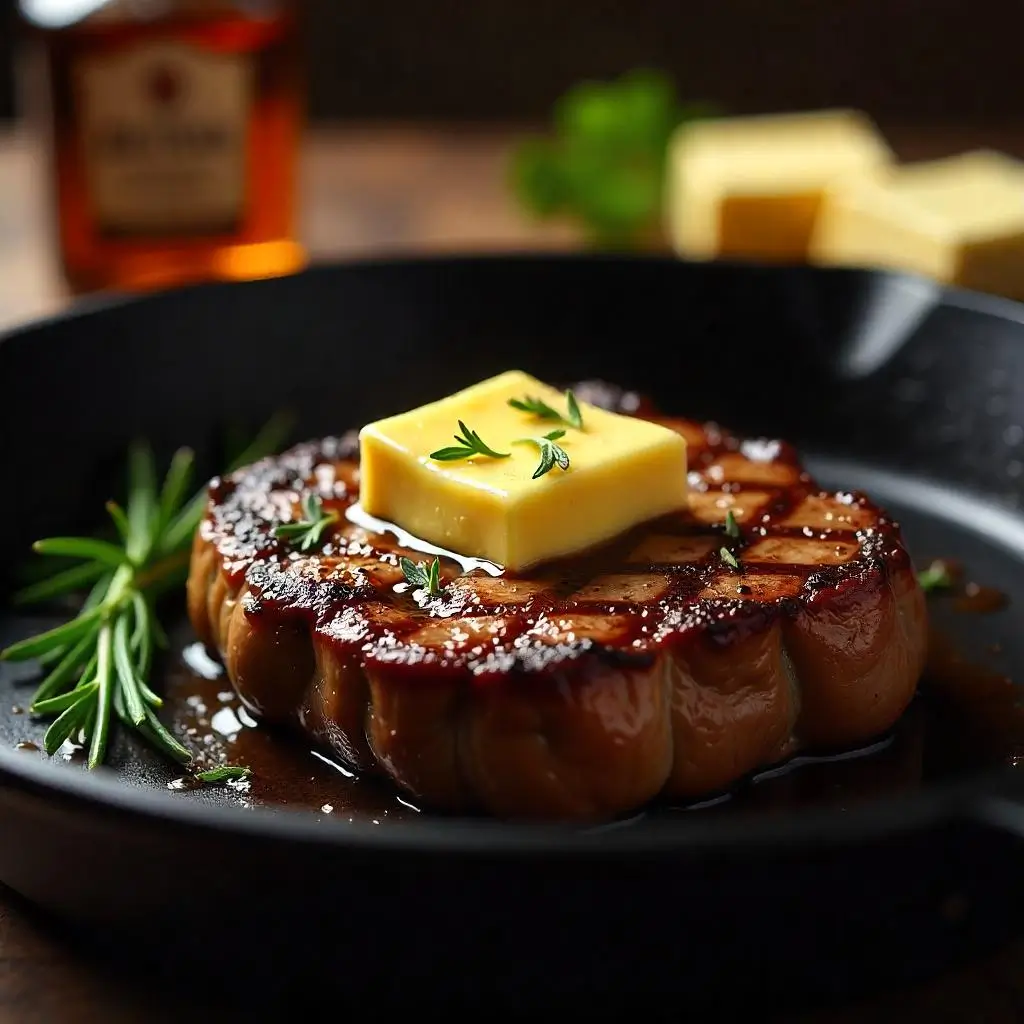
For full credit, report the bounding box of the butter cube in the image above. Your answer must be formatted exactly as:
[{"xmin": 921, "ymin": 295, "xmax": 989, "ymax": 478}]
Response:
[
  {"xmin": 358, "ymin": 371, "xmax": 688, "ymax": 571},
  {"xmin": 666, "ymin": 109, "xmax": 892, "ymax": 261},
  {"xmin": 809, "ymin": 150, "xmax": 1024, "ymax": 300}
]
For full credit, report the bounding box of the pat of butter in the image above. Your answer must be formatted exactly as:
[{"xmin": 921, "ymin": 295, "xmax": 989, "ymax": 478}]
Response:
[
  {"xmin": 358, "ymin": 371, "xmax": 688, "ymax": 571},
  {"xmin": 809, "ymin": 150, "xmax": 1024, "ymax": 300},
  {"xmin": 666, "ymin": 108, "xmax": 892, "ymax": 261}
]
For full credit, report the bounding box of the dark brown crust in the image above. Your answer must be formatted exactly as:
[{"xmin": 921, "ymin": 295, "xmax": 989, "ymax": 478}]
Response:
[{"xmin": 186, "ymin": 385, "xmax": 928, "ymax": 820}]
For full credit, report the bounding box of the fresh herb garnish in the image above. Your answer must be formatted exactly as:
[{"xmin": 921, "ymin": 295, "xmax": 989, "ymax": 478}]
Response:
[
  {"xmin": 273, "ymin": 492, "xmax": 339, "ymax": 552},
  {"xmin": 0, "ymin": 414, "xmax": 291, "ymax": 770},
  {"xmin": 195, "ymin": 764, "xmax": 252, "ymax": 784},
  {"xmin": 508, "ymin": 389, "xmax": 584, "ymax": 430},
  {"xmin": 430, "ymin": 420, "xmax": 510, "ymax": 462},
  {"xmin": 400, "ymin": 556, "xmax": 444, "ymax": 597},
  {"xmin": 510, "ymin": 69, "xmax": 716, "ymax": 248},
  {"xmin": 514, "ymin": 430, "xmax": 571, "ymax": 479},
  {"xmin": 719, "ymin": 547, "xmax": 741, "ymax": 571},
  {"xmin": 917, "ymin": 560, "xmax": 953, "ymax": 593},
  {"xmin": 724, "ymin": 509, "xmax": 741, "ymax": 539}
]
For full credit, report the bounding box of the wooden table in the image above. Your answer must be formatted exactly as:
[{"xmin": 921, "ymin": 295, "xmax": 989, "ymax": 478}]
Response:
[{"xmin": 3, "ymin": 121, "xmax": 1024, "ymax": 1022}]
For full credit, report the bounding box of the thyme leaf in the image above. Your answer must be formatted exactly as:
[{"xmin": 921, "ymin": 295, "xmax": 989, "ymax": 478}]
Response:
[
  {"xmin": 719, "ymin": 546, "xmax": 741, "ymax": 571},
  {"xmin": 430, "ymin": 420, "xmax": 510, "ymax": 462},
  {"xmin": 508, "ymin": 389, "xmax": 584, "ymax": 430},
  {"xmin": 273, "ymin": 492, "xmax": 339, "ymax": 552},
  {"xmin": 514, "ymin": 430, "xmax": 571, "ymax": 479},
  {"xmin": 400, "ymin": 556, "xmax": 444, "ymax": 597}
]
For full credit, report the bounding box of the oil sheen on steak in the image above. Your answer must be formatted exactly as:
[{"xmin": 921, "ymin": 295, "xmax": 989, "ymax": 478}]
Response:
[{"xmin": 186, "ymin": 384, "xmax": 928, "ymax": 820}]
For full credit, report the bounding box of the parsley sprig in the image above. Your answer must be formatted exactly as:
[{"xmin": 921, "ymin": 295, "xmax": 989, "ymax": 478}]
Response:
[
  {"xmin": 0, "ymin": 414, "xmax": 290, "ymax": 773},
  {"xmin": 510, "ymin": 68, "xmax": 715, "ymax": 248},
  {"xmin": 430, "ymin": 420, "xmax": 510, "ymax": 462},
  {"xmin": 400, "ymin": 556, "xmax": 444, "ymax": 597},
  {"xmin": 514, "ymin": 430, "xmax": 571, "ymax": 479},
  {"xmin": 508, "ymin": 389, "xmax": 584, "ymax": 430},
  {"xmin": 273, "ymin": 492, "xmax": 339, "ymax": 552},
  {"xmin": 724, "ymin": 509, "xmax": 741, "ymax": 538}
]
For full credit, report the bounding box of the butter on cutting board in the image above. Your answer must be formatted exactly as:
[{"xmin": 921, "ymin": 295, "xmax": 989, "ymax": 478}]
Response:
[
  {"xmin": 809, "ymin": 149, "xmax": 1024, "ymax": 300},
  {"xmin": 665, "ymin": 109, "xmax": 892, "ymax": 262},
  {"xmin": 358, "ymin": 371, "xmax": 688, "ymax": 571}
]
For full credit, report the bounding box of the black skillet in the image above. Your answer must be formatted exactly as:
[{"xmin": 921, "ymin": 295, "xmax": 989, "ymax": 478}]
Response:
[{"xmin": 2, "ymin": 255, "xmax": 1024, "ymax": 1015}]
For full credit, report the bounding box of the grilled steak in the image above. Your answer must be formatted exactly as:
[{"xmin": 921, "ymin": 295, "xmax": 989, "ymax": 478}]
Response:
[{"xmin": 187, "ymin": 384, "xmax": 928, "ymax": 820}]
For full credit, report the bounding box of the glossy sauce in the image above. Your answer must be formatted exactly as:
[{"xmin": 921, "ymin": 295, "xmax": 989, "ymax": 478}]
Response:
[{"xmin": 160, "ymin": 619, "xmax": 1023, "ymax": 822}]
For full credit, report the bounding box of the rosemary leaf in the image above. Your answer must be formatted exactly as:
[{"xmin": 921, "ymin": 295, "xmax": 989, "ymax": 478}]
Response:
[
  {"xmin": 31, "ymin": 680, "xmax": 100, "ymax": 717},
  {"xmin": 12, "ymin": 561, "xmax": 107, "ymax": 607},
  {"xmin": 140, "ymin": 705, "xmax": 192, "ymax": 765},
  {"xmin": 105, "ymin": 501, "xmax": 131, "ymax": 544},
  {"xmin": 156, "ymin": 448, "xmax": 195, "ymax": 542},
  {"xmin": 87, "ymin": 624, "xmax": 115, "ymax": 768},
  {"xmin": 43, "ymin": 691, "xmax": 96, "ymax": 756},
  {"xmin": 195, "ymin": 765, "xmax": 252, "ymax": 784},
  {"xmin": 0, "ymin": 607, "xmax": 104, "ymax": 663},
  {"xmin": 32, "ymin": 537, "xmax": 129, "ymax": 567},
  {"xmin": 30, "ymin": 630, "xmax": 99, "ymax": 707},
  {"xmin": 113, "ymin": 612, "xmax": 146, "ymax": 726}
]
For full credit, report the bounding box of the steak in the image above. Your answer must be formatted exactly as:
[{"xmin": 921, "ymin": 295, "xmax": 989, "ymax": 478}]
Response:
[{"xmin": 186, "ymin": 384, "xmax": 928, "ymax": 820}]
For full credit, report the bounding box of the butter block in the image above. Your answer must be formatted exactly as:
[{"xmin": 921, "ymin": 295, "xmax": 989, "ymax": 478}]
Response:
[
  {"xmin": 358, "ymin": 370, "xmax": 688, "ymax": 571},
  {"xmin": 666, "ymin": 108, "xmax": 892, "ymax": 261},
  {"xmin": 809, "ymin": 150, "xmax": 1024, "ymax": 300}
]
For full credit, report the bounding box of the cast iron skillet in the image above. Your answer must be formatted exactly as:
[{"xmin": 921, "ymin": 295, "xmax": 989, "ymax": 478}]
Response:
[{"xmin": 2, "ymin": 255, "xmax": 1024, "ymax": 1013}]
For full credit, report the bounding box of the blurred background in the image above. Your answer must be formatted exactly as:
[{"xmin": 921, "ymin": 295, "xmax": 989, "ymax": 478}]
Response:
[
  {"xmin": 0, "ymin": 0, "xmax": 1021, "ymax": 329},
  {"xmin": 2, "ymin": 1, "xmax": 1021, "ymax": 124}
]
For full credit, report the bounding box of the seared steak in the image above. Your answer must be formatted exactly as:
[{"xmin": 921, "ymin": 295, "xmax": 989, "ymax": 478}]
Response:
[{"xmin": 187, "ymin": 385, "xmax": 927, "ymax": 820}]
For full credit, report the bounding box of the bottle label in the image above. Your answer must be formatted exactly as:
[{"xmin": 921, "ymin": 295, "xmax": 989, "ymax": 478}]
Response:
[{"xmin": 74, "ymin": 41, "xmax": 252, "ymax": 236}]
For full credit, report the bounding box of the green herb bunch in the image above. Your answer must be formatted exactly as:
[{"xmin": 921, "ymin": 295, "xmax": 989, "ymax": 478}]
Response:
[
  {"xmin": 0, "ymin": 416, "xmax": 289, "ymax": 771},
  {"xmin": 510, "ymin": 69, "xmax": 715, "ymax": 249}
]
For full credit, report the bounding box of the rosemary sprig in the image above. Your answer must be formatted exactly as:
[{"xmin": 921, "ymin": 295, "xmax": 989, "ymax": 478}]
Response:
[
  {"xmin": 514, "ymin": 430, "xmax": 571, "ymax": 479},
  {"xmin": 195, "ymin": 765, "xmax": 252, "ymax": 784},
  {"xmin": 430, "ymin": 420, "xmax": 510, "ymax": 462},
  {"xmin": 719, "ymin": 547, "xmax": 741, "ymax": 571},
  {"xmin": 273, "ymin": 493, "xmax": 339, "ymax": 552},
  {"xmin": 400, "ymin": 556, "xmax": 444, "ymax": 597},
  {"xmin": 724, "ymin": 509, "xmax": 741, "ymax": 539},
  {"xmin": 0, "ymin": 415, "xmax": 291, "ymax": 771},
  {"xmin": 508, "ymin": 389, "xmax": 584, "ymax": 430},
  {"xmin": 917, "ymin": 560, "xmax": 953, "ymax": 593}
]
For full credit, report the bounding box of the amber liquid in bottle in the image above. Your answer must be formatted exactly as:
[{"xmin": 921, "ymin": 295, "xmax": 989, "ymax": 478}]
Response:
[{"xmin": 21, "ymin": 0, "xmax": 305, "ymax": 293}]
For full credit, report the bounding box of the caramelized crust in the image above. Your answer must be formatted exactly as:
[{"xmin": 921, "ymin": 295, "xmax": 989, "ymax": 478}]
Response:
[{"xmin": 186, "ymin": 385, "xmax": 928, "ymax": 820}]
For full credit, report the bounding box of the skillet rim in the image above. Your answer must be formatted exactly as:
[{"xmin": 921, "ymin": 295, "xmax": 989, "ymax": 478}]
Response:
[{"xmin": 2, "ymin": 252, "xmax": 1023, "ymax": 856}]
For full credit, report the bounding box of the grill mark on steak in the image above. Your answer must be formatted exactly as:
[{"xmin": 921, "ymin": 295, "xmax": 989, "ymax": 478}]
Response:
[{"xmin": 186, "ymin": 382, "xmax": 928, "ymax": 818}]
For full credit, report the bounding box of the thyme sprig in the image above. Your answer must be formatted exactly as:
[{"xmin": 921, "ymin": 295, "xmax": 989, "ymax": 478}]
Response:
[
  {"xmin": 514, "ymin": 430, "xmax": 571, "ymax": 479},
  {"xmin": 0, "ymin": 414, "xmax": 290, "ymax": 773},
  {"xmin": 273, "ymin": 493, "xmax": 339, "ymax": 552},
  {"xmin": 430, "ymin": 420, "xmax": 510, "ymax": 462},
  {"xmin": 400, "ymin": 556, "xmax": 444, "ymax": 597},
  {"xmin": 508, "ymin": 389, "xmax": 584, "ymax": 430}
]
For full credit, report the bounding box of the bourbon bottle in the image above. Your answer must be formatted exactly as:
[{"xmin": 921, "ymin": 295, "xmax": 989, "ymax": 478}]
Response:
[{"xmin": 19, "ymin": 0, "xmax": 305, "ymax": 293}]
